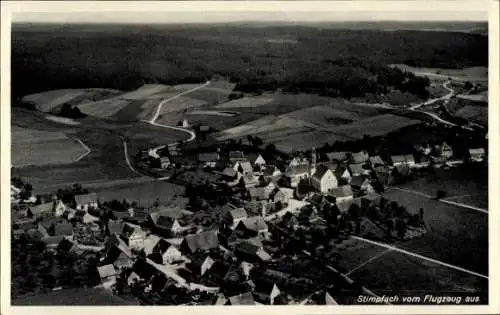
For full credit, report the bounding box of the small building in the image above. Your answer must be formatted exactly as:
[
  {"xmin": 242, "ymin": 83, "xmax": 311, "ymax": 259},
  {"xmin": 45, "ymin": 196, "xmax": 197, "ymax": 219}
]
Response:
[
  {"xmin": 97, "ymin": 264, "xmax": 118, "ymax": 284},
  {"xmin": 242, "ymin": 172, "xmax": 259, "ymax": 188},
  {"xmin": 248, "ymin": 187, "xmax": 269, "ymax": 201},
  {"xmin": 236, "ymin": 216, "xmax": 268, "ymax": 237},
  {"xmin": 180, "ymin": 230, "xmax": 219, "ymax": 254},
  {"xmin": 311, "ymin": 165, "xmax": 338, "ymax": 193},
  {"xmin": 326, "ymin": 151, "xmax": 349, "ymax": 162},
  {"xmin": 271, "ymin": 188, "xmax": 294, "ymax": 204},
  {"xmin": 225, "ymin": 207, "xmax": 248, "ymax": 229},
  {"xmin": 160, "ymin": 156, "xmax": 171, "ymax": 169},
  {"xmin": 281, "ymin": 212, "xmax": 299, "ymax": 230},
  {"xmin": 392, "ymin": 164, "xmax": 412, "ymax": 178},
  {"xmin": 349, "ymin": 151, "xmax": 369, "ymax": 164},
  {"xmin": 469, "ymin": 148, "xmax": 486, "ymax": 162},
  {"xmin": 198, "ymin": 153, "xmax": 220, "ymax": 168},
  {"xmin": 74, "ymin": 192, "xmax": 98, "ymax": 211},
  {"xmin": 434, "ymin": 142, "xmax": 453, "ymax": 159},
  {"xmin": 361, "ymin": 193, "xmax": 381, "ymax": 209},
  {"xmin": 127, "ymin": 271, "xmax": 141, "ymax": 286},
  {"xmin": 391, "ymin": 154, "xmax": 415, "ymax": 167},
  {"xmin": 27, "ymin": 202, "xmax": 53, "ymax": 219},
  {"xmin": 222, "ymin": 167, "xmax": 240, "ymax": 181},
  {"xmin": 233, "ymin": 160, "xmax": 254, "ymax": 174},
  {"xmin": 404, "ymin": 154, "xmax": 416, "ymax": 167},
  {"xmin": 329, "ymin": 185, "xmax": 354, "ymax": 204},
  {"xmin": 288, "ymin": 156, "xmax": 309, "ymax": 168},
  {"xmin": 120, "ymin": 223, "xmax": 146, "ymax": 249},
  {"xmin": 154, "ymin": 217, "xmax": 183, "ymax": 236},
  {"xmin": 54, "ymin": 200, "xmax": 67, "ymax": 217},
  {"xmin": 253, "ymin": 281, "xmax": 282, "ymax": 305},
  {"xmin": 283, "ymin": 165, "xmax": 311, "ymax": 188},
  {"xmin": 235, "ymin": 241, "xmax": 272, "ymax": 263},
  {"xmin": 106, "ymin": 244, "xmax": 134, "ymax": 270},
  {"xmin": 262, "ymin": 166, "xmax": 282, "ymax": 180},
  {"xmin": 152, "ymin": 240, "xmax": 183, "ymax": 264}
]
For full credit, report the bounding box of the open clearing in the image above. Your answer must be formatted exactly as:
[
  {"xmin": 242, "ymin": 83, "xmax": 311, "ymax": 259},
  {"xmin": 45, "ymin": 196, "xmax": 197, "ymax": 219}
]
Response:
[
  {"xmin": 382, "ymin": 188, "xmax": 488, "ymax": 275},
  {"xmin": 11, "ymin": 127, "xmax": 88, "ymax": 167},
  {"xmin": 390, "ymin": 64, "xmax": 488, "ymax": 83}
]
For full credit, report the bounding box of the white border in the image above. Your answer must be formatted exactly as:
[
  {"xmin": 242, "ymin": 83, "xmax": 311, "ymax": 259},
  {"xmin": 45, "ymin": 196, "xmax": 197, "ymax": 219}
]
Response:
[{"xmin": 1, "ymin": 1, "xmax": 498, "ymax": 314}]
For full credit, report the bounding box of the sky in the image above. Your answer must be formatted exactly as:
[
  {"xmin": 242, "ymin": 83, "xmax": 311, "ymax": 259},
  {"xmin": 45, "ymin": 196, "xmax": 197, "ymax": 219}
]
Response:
[{"xmin": 7, "ymin": 1, "xmax": 489, "ymax": 24}]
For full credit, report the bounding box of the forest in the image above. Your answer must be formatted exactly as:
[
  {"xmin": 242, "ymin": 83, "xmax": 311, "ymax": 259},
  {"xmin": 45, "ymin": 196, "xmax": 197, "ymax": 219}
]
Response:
[{"xmin": 12, "ymin": 23, "xmax": 487, "ymax": 100}]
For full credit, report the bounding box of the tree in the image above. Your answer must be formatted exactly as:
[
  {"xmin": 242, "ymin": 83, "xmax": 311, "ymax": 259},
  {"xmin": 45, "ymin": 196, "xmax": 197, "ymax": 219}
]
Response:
[
  {"xmin": 436, "ymin": 190, "xmax": 447, "ymax": 200},
  {"xmin": 395, "ymin": 218, "xmax": 407, "ymax": 239},
  {"xmin": 419, "ymin": 208, "xmax": 424, "ymax": 221},
  {"xmin": 297, "ymin": 178, "xmax": 310, "ymax": 196},
  {"xmin": 464, "ymin": 81, "xmax": 473, "ymax": 90}
]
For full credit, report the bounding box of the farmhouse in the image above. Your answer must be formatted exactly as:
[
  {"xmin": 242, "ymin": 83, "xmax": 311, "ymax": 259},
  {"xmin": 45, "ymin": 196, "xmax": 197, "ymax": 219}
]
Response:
[
  {"xmin": 154, "ymin": 217, "xmax": 183, "ymax": 236},
  {"xmin": 181, "ymin": 230, "xmax": 219, "ymax": 254},
  {"xmin": 188, "ymin": 255, "xmax": 215, "ymax": 276},
  {"xmin": 392, "ymin": 164, "xmax": 412, "ymax": 178},
  {"xmin": 153, "ymin": 241, "xmax": 183, "ymax": 264},
  {"xmin": 284, "ymin": 165, "xmax": 311, "ymax": 188},
  {"xmin": 350, "ymin": 176, "xmax": 373, "ymax": 195},
  {"xmin": 27, "ymin": 202, "xmax": 53, "ymax": 219},
  {"xmin": 227, "ymin": 292, "xmax": 256, "ymax": 305},
  {"xmin": 243, "ymin": 172, "xmax": 259, "ymax": 188},
  {"xmin": 288, "ymin": 156, "xmax": 309, "ymax": 167},
  {"xmin": 311, "ymin": 165, "xmax": 338, "ymax": 193},
  {"xmin": 198, "ymin": 152, "xmax": 219, "ymax": 167},
  {"xmin": 247, "ymin": 153, "xmax": 266, "ymax": 167},
  {"xmin": 222, "ymin": 168, "xmax": 239, "ymax": 181},
  {"xmin": 120, "ymin": 223, "xmax": 146, "ymax": 249},
  {"xmin": 54, "ymin": 200, "xmax": 67, "ymax": 217},
  {"xmin": 74, "ymin": 192, "xmax": 98, "ymax": 211},
  {"xmin": 348, "ymin": 163, "xmax": 367, "ymax": 177},
  {"xmin": 271, "ymin": 188, "xmax": 294, "ymax": 204},
  {"xmin": 349, "ymin": 151, "xmax": 369, "ymax": 164},
  {"xmin": 248, "ymin": 187, "xmax": 269, "ymax": 201},
  {"xmin": 225, "ymin": 207, "xmax": 248, "ymax": 228},
  {"xmin": 329, "ymin": 185, "xmax": 354, "ymax": 204},
  {"xmin": 252, "ymin": 281, "xmax": 282, "ymax": 305},
  {"xmin": 390, "ymin": 154, "xmax": 415, "ymax": 167},
  {"xmin": 262, "ymin": 166, "xmax": 282, "ymax": 179},
  {"xmin": 106, "ymin": 237, "xmax": 134, "ymax": 269},
  {"xmin": 235, "ymin": 241, "xmax": 272, "ymax": 263},
  {"xmin": 404, "ymin": 154, "xmax": 416, "ymax": 167},
  {"xmin": 236, "ymin": 216, "xmax": 269, "ymax": 237},
  {"xmin": 469, "ymin": 148, "xmax": 486, "ymax": 162}
]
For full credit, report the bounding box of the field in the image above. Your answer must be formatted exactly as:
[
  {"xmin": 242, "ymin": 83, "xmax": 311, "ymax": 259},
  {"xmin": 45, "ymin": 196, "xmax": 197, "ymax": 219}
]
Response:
[
  {"xmin": 382, "ymin": 189, "xmax": 488, "ymax": 274},
  {"xmin": 390, "ymin": 64, "xmax": 488, "ymax": 83},
  {"xmin": 348, "ymin": 250, "xmax": 488, "ymax": 303},
  {"xmin": 11, "ymin": 126, "xmax": 88, "ymax": 167},
  {"xmin": 12, "ymin": 287, "xmax": 137, "ymax": 305},
  {"xmin": 96, "ymin": 181, "xmax": 186, "ymax": 208},
  {"xmin": 215, "ymin": 96, "xmax": 275, "ymax": 108}
]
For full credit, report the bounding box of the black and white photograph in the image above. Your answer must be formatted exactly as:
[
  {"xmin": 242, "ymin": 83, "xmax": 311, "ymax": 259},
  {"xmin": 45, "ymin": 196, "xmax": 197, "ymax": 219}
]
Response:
[{"xmin": 1, "ymin": 0, "xmax": 498, "ymax": 312}]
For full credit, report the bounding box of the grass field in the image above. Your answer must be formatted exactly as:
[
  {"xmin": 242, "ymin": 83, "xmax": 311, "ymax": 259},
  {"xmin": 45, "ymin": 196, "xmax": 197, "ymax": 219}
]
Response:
[
  {"xmin": 382, "ymin": 189, "xmax": 488, "ymax": 275},
  {"xmin": 215, "ymin": 95, "xmax": 275, "ymax": 108},
  {"xmin": 11, "ymin": 126, "xmax": 88, "ymax": 167},
  {"xmin": 96, "ymin": 181, "xmax": 186, "ymax": 208},
  {"xmin": 349, "ymin": 250, "xmax": 488, "ymax": 303},
  {"xmin": 22, "ymin": 89, "xmax": 89, "ymax": 112}
]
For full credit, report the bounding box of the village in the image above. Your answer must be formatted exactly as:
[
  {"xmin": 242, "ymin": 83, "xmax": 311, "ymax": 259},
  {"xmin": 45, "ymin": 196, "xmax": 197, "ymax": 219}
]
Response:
[{"xmin": 10, "ymin": 131, "xmax": 487, "ymax": 305}]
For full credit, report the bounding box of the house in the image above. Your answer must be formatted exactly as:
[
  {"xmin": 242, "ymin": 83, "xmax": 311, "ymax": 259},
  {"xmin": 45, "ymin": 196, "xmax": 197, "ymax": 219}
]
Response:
[
  {"xmin": 334, "ymin": 166, "xmax": 351, "ymax": 184},
  {"xmin": 284, "ymin": 165, "xmax": 311, "ymax": 188},
  {"xmin": 361, "ymin": 193, "xmax": 381, "ymax": 209},
  {"xmin": 311, "ymin": 165, "xmax": 338, "ymax": 193},
  {"xmin": 236, "ymin": 216, "xmax": 268, "ymax": 237},
  {"xmin": 329, "ymin": 185, "xmax": 354, "ymax": 204},
  {"xmin": 151, "ymin": 239, "xmax": 183, "ymax": 264},
  {"xmin": 469, "ymin": 148, "xmax": 486, "ymax": 162},
  {"xmin": 154, "ymin": 217, "xmax": 183, "ymax": 236},
  {"xmin": 226, "ymin": 292, "xmax": 256, "ymax": 305},
  {"xmin": 149, "ymin": 206, "xmax": 183, "ymax": 225},
  {"xmin": 350, "ymin": 176, "xmax": 373, "ymax": 194},
  {"xmin": 262, "ymin": 166, "xmax": 282, "ymax": 179},
  {"xmin": 54, "ymin": 200, "xmax": 67, "ymax": 217},
  {"xmin": 61, "ymin": 209, "xmax": 76, "ymax": 221},
  {"xmin": 225, "ymin": 208, "xmax": 248, "ymax": 228},
  {"xmin": 72, "ymin": 210, "xmax": 99, "ymax": 224},
  {"xmin": 263, "ymin": 181, "xmax": 278, "ymax": 195},
  {"xmin": 41, "ymin": 235, "xmax": 66, "ymax": 250},
  {"xmin": 247, "ymin": 153, "xmax": 266, "ymax": 167},
  {"xmin": 188, "ymin": 255, "xmax": 215, "ymax": 276},
  {"xmin": 180, "ymin": 230, "xmax": 219, "ymax": 254},
  {"xmin": 392, "ymin": 164, "xmax": 412, "ymax": 178},
  {"xmin": 434, "ymin": 142, "xmax": 453, "ymax": 159},
  {"xmin": 229, "ymin": 151, "xmax": 246, "ymax": 163},
  {"xmin": 160, "ymin": 156, "xmax": 171, "ymax": 169},
  {"xmin": 369, "ymin": 155, "xmax": 385, "ymax": 167},
  {"xmin": 288, "ymin": 156, "xmax": 309, "ymax": 167},
  {"xmin": 348, "ymin": 163, "xmax": 367, "ymax": 177},
  {"xmin": 390, "ymin": 154, "xmax": 415, "ymax": 167},
  {"xmin": 242, "ymin": 172, "xmax": 259, "ymax": 188},
  {"xmin": 53, "ymin": 222, "xmax": 74, "ymax": 238},
  {"xmin": 27, "ymin": 202, "xmax": 53, "ymax": 219},
  {"xmin": 271, "ymin": 188, "xmax": 294, "ymax": 204},
  {"xmin": 222, "ymin": 167, "xmax": 240, "ymax": 181},
  {"xmin": 335, "ymin": 197, "xmax": 362, "ymax": 214},
  {"xmin": 298, "ymin": 206, "xmax": 318, "ymax": 224},
  {"xmin": 120, "ymin": 223, "xmax": 146, "ymax": 249},
  {"xmin": 233, "ymin": 160, "xmax": 254, "ymax": 174},
  {"xmin": 326, "ymin": 151, "xmax": 349, "ymax": 162},
  {"xmin": 127, "ymin": 271, "xmax": 141, "ymax": 286},
  {"xmin": 97, "ymin": 264, "xmax": 118, "ymax": 284},
  {"xmin": 74, "ymin": 192, "xmax": 98, "ymax": 211},
  {"xmin": 106, "ymin": 235, "xmax": 134, "ymax": 269},
  {"xmin": 349, "ymin": 151, "xmax": 369, "ymax": 164},
  {"xmin": 235, "ymin": 241, "xmax": 272, "ymax": 263},
  {"xmin": 404, "ymin": 154, "xmax": 416, "ymax": 167},
  {"xmin": 373, "ymin": 165, "xmax": 393, "ymax": 186},
  {"xmin": 253, "ymin": 281, "xmax": 282, "ymax": 305},
  {"xmin": 57, "ymin": 238, "xmax": 76, "ymax": 253},
  {"xmin": 107, "ymin": 221, "xmax": 123, "ymax": 236},
  {"xmin": 198, "ymin": 153, "xmax": 219, "ymax": 167}
]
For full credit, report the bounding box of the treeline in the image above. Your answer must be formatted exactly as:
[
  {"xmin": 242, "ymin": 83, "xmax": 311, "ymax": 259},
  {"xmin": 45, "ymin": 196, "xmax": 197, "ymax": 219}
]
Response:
[{"xmin": 12, "ymin": 26, "xmax": 487, "ymax": 99}]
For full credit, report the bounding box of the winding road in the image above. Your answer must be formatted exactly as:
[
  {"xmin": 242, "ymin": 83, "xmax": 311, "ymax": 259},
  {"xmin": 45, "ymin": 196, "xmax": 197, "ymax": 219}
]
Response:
[{"xmin": 410, "ymin": 80, "xmax": 454, "ymax": 110}]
